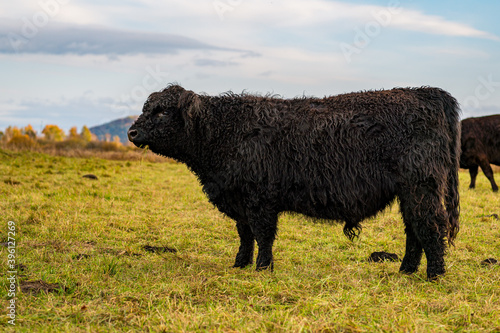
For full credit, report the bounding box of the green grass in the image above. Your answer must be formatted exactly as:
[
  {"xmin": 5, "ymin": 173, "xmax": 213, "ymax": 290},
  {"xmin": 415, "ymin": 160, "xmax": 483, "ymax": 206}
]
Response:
[{"xmin": 1, "ymin": 148, "xmax": 499, "ymax": 332}]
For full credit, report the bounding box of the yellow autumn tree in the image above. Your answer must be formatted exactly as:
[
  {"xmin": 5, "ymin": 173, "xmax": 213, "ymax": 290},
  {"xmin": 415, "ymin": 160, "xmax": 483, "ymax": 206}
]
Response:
[
  {"xmin": 68, "ymin": 126, "xmax": 79, "ymax": 139},
  {"xmin": 5, "ymin": 125, "xmax": 37, "ymax": 149},
  {"xmin": 23, "ymin": 124, "xmax": 37, "ymax": 139},
  {"xmin": 1, "ymin": 126, "xmax": 18, "ymax": 142},
  {"xmin": 42, "ymin": 125, "xmax": 65, "ymax": 141},
  {"xmin": 81, "ymin": 125, "xmax": 93, "ymax": 142}
]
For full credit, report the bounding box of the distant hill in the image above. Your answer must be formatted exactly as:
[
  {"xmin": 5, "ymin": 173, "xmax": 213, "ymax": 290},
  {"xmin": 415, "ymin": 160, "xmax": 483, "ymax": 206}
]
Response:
[{"xmin": 90, "ymin": 116, "xmax": 138, "ymax": 144}]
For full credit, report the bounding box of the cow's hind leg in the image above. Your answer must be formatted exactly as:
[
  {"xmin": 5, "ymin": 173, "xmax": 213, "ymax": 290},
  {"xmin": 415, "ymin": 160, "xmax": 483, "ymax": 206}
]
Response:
[
  {"xmin": 468, "ymin": 165, "xmax": 478, "ymax": 189},
  {"xmin": 233, "ymin": 220, "xmax": 255, "ymax": 268},
  {"xmin": 478, "ymin": 157, "xmax": 499, "ymax": 192},
  {"xmin": 399, "ymin": 181, "xmax": 448, "ymax": 280},
  {"xmin": 399, "ymin": 221, "xmax": 423, "ymax": 274}
]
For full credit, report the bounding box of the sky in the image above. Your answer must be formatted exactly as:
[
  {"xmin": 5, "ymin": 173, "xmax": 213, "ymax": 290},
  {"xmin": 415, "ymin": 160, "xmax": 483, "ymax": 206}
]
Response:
[{"xmin": 0, "ymin": 0, "xmax": 499, "ymax": 133}]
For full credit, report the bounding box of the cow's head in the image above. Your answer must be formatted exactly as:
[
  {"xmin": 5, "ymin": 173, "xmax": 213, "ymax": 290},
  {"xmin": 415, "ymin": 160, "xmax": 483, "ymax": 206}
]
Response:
[{"xmin": 128, "ymin": 84, "xmax": 202, "ymax": 159}]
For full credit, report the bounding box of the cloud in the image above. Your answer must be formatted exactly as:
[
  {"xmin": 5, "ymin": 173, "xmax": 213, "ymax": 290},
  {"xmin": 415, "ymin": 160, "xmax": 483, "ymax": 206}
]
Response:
[
  {"xmin": 391, "ymin": 9, "xmax": 500, "ymax": 41},
  {"xmin": 0, "ymin": 19, "xmax": 246, "ymax": 56},
  {"xmin": 194, "ymin": 58, "xmax": 238, "ymax": 67},
  {"xmin": 1, "ymin": 1, "xmax": 496, "ymax": 59},
  {"xmin": 410, "ymin": 46, "xmax": 491, "ymax": 59},
  {"xmin": 205, "ymin": 0, "xmax": 499, "ymax": 41}
]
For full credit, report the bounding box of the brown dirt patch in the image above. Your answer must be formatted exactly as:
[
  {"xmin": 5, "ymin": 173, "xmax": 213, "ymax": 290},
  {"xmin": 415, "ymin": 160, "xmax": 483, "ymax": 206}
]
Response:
[
  {"xmin": 20, "ymin": 280, "xmax": 66, "ymax": 295},
  {"xmin": 142, "ymin": 245, "xmax": 177, "ymax": 254},
  {"xmin": 368, "ymin": 251, "xmax": 400, "ymax": 262}
]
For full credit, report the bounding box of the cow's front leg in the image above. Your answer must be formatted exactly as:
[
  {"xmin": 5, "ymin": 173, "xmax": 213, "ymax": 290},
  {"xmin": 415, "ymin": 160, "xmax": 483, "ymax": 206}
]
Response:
[
  {"xmin": 248, "ymin": 210, "xmax": 278, "ymax": 271},
  {"xmin": 233, "ymin": 220, "xmax": 255, "ymax": 268}
]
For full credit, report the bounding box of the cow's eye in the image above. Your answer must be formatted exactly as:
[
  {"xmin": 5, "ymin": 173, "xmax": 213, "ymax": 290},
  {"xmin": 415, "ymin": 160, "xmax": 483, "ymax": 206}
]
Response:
[
  {"xmin": 153, "ymin": 106, "xmax": 166, "ymax": 117},
  {"xmin": 156, "ymin": 107, "xmax": 175, "ymax": 118}
]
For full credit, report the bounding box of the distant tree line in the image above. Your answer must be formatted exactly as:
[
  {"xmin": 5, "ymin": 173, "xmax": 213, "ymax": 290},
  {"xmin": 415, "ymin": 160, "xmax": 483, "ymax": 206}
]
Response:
[{"xmin": 0, "ymin": 124, "xmax": 126, "ymax": 152}]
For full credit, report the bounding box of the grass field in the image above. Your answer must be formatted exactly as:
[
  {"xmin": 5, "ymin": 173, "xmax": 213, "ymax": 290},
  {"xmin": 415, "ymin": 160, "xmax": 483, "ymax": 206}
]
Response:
[{"xmin": 1, "ymin": 148, "xmax": 499, "ymax": 332}]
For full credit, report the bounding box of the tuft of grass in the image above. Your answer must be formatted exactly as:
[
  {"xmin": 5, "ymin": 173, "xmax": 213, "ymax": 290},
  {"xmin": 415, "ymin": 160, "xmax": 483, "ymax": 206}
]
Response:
[
  {"xmin": 0, "ymin": 149, "xmax": 499, "ymax": 332},
  {"xmin": 101, "ymin": 257, "xmax": 121, "ymax": 277}
]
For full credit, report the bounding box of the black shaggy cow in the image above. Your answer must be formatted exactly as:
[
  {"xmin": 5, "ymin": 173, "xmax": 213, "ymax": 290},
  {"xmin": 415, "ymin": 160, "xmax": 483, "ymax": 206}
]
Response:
[
  {"xmin": 460, "ymin": 115, "xmax": 500, "ymax": 192},
  {"xmin": 128, "ymin": 85, "xmax": 461, "ymax": 280}
]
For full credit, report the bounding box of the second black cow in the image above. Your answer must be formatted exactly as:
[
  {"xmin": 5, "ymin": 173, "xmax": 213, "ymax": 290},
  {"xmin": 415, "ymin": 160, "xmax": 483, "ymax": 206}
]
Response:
[{"xmin": 460, "ymin": 115, "xmax": 500, "ymax": 192}]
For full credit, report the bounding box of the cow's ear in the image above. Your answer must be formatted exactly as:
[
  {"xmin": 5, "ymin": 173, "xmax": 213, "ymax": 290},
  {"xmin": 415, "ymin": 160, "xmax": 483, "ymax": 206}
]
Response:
[
  {"xmin": 178, "ymin": 90, "xmax": 201, "ymax": 119},
  {"xmin": 178, "ymin": 90, "xmax": 202, "ymax": 132}
]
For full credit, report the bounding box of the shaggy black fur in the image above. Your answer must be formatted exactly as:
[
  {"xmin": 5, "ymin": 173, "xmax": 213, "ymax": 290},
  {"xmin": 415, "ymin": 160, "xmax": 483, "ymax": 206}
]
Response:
[
  {"xmin": 128, "ymin": 84, "xmax": 461, "ymax": 280},
  {"xmin": 460, "ymin": 115, "xmax": 500, "ymax": 192}
]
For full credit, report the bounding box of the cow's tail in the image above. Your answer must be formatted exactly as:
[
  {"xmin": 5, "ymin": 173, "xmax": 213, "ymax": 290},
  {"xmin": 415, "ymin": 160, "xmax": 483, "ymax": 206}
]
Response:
[{"xmin": 442, "ymin": 90, "xmax": 461, "ymax": 245}]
